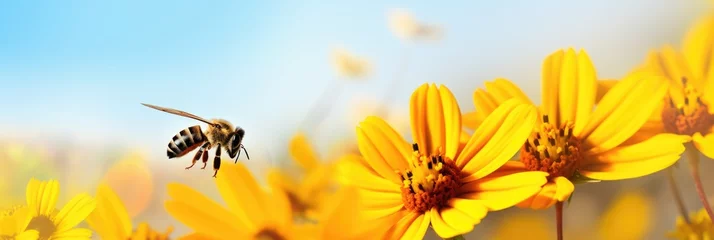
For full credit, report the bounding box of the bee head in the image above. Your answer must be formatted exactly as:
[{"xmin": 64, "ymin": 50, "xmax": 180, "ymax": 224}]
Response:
[{"xmin": 227, "ymin": 127, "xmax": 247, "ymax": 159}]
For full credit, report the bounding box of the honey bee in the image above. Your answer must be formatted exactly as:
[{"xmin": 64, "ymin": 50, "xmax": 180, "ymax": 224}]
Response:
[{"xmin": 142, "ymin": 103, "xmax": 250, "ymax": 178}]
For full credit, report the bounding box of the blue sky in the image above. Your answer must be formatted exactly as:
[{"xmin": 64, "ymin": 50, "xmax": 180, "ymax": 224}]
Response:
[{"xmin": 0, "ymin": 1, "xmax": 707, "ymax": 160}]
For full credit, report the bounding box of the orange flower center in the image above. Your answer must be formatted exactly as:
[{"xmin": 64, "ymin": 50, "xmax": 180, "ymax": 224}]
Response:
[
  {"xmin": 398, "ymin": 143, "xmax": 462, "ymax": 213},
  {"xmin": 26, "ymin": 215, "xmax": 56, "ymax": 240},
  {"xmin": 255, "ymin": 228, "xmax": 285, "ymax": 240},
  {"xmin": 662, "ymin": 78, "xmax": 714, "ymax": 136},
  {"xmin": 520, "ymin": 115, "xmax": 583, "ymax": 180}
]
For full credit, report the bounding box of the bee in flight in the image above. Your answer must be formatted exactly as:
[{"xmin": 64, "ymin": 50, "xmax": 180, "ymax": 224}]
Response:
[{"xmin": 141, "ymin": 103, "xmax": 250, "ymax": 178}]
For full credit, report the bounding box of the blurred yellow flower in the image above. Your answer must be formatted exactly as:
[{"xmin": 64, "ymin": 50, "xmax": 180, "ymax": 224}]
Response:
[
  {"xmin": 24, "ymin": 178, "xmax": 96, "ymax": 240},
  {"xmin": 463, "ymin": 48, "xmax": 687, "ymax": 210},
  {"xmin": 101, "ymin": 152, "xmax": 154, "ymax": 218},
  {"xmin": 668, "ymin": 208, "xmax": 714, "ymax": 239},
  {"xmin": 87, "ymin": 183, "xmax": 173, "ymax": 240},
  {"xmin": 0, "ymin": 206, "xmax": 39, "ymax": 240},
  {"xmin": 388, "ymin": 9, "xmax": 442, "ymax": 40},
  {"xmin": 331, "ymin": 47, "xmax": 371, "ymax": 79},
  {"xmin": 489, "ymin": 213, "xmax": 552, "ymax": 240},
  {"xmin": 340, "ymin": 83, "xmax": 548, "ymax": 239},
  {"xmin": 620, "ymin": 14, "xmax": 714, "ymax": 159},
  {"xmin": 598, "ymin": 191, "xmax": 653, "ymax": 240},
  {"xmin": 165, "ymin": 162, "xmax": 299, "ymax": 240},
  {"xmin": 267, "ymin": 132, "xmax": 337, "ymax": 221}
]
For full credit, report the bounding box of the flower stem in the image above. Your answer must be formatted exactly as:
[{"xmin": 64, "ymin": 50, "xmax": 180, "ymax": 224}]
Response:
[
  {"xmin": 666, "ymin": 166, "xmax": 691, "ymax": 224},
  {"xmin": 556, "ymin": 201, "xmax": 564, "ymax": 240},
  {"xmin": 686, "ymin": 144, "xmax": 714, "ymax": 221}
]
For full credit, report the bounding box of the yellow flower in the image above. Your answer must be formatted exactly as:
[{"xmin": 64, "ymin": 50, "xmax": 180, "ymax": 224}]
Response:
[
  {"xmin": 668, "ymin": 208, "xmax": 714, "ymax": 239},
  {"xmin": 331, "ymin": 47, "xmax": 371, "ymax": 79},
  {"xmin": 87, "ymin": 183, "xmax": 173, "ymax": 240},
  {"xmin": 387, "ymin": 9, "xmax": 442, "ymax": 40},
  {"xmin": 24, "ymin": 178, "xmax": 96, "ymax": 240},
  {"xmin": 165, "ymin": 162, "xmax": 299, "ymax": 240},
  {"xmin": 340, "ymin": 83, "xmax": 548, "ymax": 239},
  {"xmin": 620, "ymin": 13, "xmax": 714, "ymax": 159},
  {"xmin": 462, "ymin": 48, "xmax": 688, "ymax": 209},
  {"xmin": 0, "ymin": 206, "xmax": 39, "ymax": 240},
  {"xmin": 267, "ymin": 132, "xmax": 337, "ymax": 221},
  {"xmin": 598, "ymin": 191, "xmax": 654, "ymax": 240}
]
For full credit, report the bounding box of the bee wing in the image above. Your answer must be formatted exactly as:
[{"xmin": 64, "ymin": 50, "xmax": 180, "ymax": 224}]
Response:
[{"xmin": 141, "ymin": 103, "xmax": 216, "ymax": 126}]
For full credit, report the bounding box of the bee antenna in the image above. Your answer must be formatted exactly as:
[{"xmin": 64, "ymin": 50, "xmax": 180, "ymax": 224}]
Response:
[{"xmin": 242, "ymin": 145, "xmax": 250, "ymax": 160}]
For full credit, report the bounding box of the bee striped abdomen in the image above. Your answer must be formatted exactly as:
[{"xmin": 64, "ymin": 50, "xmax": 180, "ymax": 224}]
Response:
[{"xmin": 167, "ymin": 125, "xmax": 206, "ymax": 159}]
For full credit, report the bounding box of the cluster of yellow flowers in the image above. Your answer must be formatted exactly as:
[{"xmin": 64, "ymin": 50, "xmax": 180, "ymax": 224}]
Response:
[{"xmin": 3, "ymin": 8, "xmax": 714, "ymax": 240}]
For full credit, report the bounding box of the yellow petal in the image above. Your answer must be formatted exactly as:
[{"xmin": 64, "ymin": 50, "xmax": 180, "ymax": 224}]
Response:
[
  {"xmin": 659, "ymin": 46, "xmax": 697, "ymax": 87},
  {"xmin": 683, "ymin": 14, "xmax": 714, "ymax": 83},
  {"xmin": 356, "ymin": 124, "xmax": 404, "ymax": 184},
  {"xmin": 264, "ymin": 182, "xmax": 293, "ymax": 230},
  {"xmin": 383, "ymin": 211, "xmax": 419, "ymax": 239},
  {"xmin": 456, "ymin": 99, "xmax": 524, "ymax": 168},
  {"xmin": 215, "ymin": 162, "xmax": 265, "ymax": 230},
  {"xmin": 473, "ymin": 89, "xmax": 498, "ymax": 121},
  {"xmin": 439, "ymin": 85, "xmax": 464, "ymax": 159},
  {"xmin": 51, "ymin": 227, "xmax": 92, "ymax": 239},
  {"xmin": 424, "ymin": 84, "xmax": 446, "ymax": 154},
  {"xmin": 25, "ymin": 179, "xmax": 60, "ymax": 217},
  {"xmin": 410, "ymin": 83, "xmax": 430, "ymax": 156},
  {"xmin": 462, "ymin": 111, "xmax": 483, "ymax": 130},
  {"xmin": 86, "ymin": 184, "xmax": 132, "ymax": 239},
  {"xmin": 598, "ymin": 191, "xmax": 653, "ymax": 240},
  {"xmin": 289, "ymin": 132, "xmax": 319, "ymax": 170},
  {"xmin": 357, "ymin": 188, "xmax": 403, "ymax": 209},
  {"xmin": 542, "ymin": 49, "xmax": 565, "ymax": 125},
  {"xmin": 446, "ymin": 198, "xmax": 488, "ymax": 222},
  {"xmin": 176, "ymin": 232, "xmax": 226, "ymax": 240},
  {"xmin": 335, "ymin": 154, "xmax": 400, "ymax": 193},
  {"xmin": 516, "ymin": 179, "xmax": 573, "ymax": 210},
  {"xmin": 52, "ymin": 194, "xmax": 96, "ymax": 233},
  {"xmin": 164, "ymin": 183, "xmax": 243, "ymax": 237},
  {"xmin": 573, "ymin": 50, "xmax": 597, "ymax": 136},
  {"xmin": 558, "ymin": 48, "xmax": 578, "ymax": 127},
  {"xmin": 16, "ymin": 230, "xmax": 39, "ymax": 240},
  {"xmin": 484, "ymin": 78, "xmax": 533, "ymax": 105},
  {"xmin": 580, "ymin": 134, "xmax": 689, "ymax": 180},
  {"xmin": 439, "ymin": 207, "xmax": 482, "ymax": 236},
  {"xmin": 582, "ymin": 72, "xmax": 670, "ymax": 154},
  {"xmin": 359, "ymin": 117, "xmax": 411, "ymax": 171},
  {"xmin": 596, "ymin": 79, "xmax": 618, "ymax": 104},
  {"xmin": 693, "ymin": 132, "xmax": 714, "ymax": 159},
  {"xmin": 460, "ymin": 101, "xmax": 537, "ymax": 180},
  {"xmin": 429, "ymin": 208, "xmax": 467, "ymax": 238},
  {"xmin": 399, "ymin": 212, "xmax": 430, "ymax": 240},
  {"xmin": 458, "ymin": 171, "xmax": 547, "ymax": 211}
]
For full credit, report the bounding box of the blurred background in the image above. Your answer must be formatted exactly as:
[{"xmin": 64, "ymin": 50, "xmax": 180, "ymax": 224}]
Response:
[{"xmin": 0, "ymin": 1, "xmax": 712, "ymax": 239}]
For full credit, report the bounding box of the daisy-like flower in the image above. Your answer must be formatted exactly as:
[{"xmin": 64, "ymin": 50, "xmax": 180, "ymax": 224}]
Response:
[
  {"xmin": 165, "ymin": 162, "xmax": 299, "ymax": 240},
  {"xmin": 100, "ymin": 152, "xmax": 154, "ymax": 218},
  {"xmin": 267, "ymin": 132, "xmax": 338, "ymax": 221},
  {"xmin": 340, "ymin": 83, "xmax": 549, "ymax": 239},
  {"xmin": 0, "ymin": 206, "xmax": 38, "ymax": 240},
  {"xmin": 331, "ymin": 47, "xmax": 371, "ymax": 79},
  {"xmin": 24, "ymin": 178, "xmax": 96, "ymax": 240},
  {"xmin": 667, "ymin": 208, "xmax": 714, "ymax": 239},
  {"xmin": 462, "ymin": 48, "xmax": 688, "ymax": 211},
  {"xmin": 87, "ymin": 183, "xmax": 173, "ymax": 240},
  {"xmin": 387, "ymin": 9, "xmax": 442, "ymax": 41}
]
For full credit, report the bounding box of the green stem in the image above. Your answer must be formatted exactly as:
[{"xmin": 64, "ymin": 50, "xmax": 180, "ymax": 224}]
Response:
[
  {"xmin": 686, "ymin": 144, "xmax": 714, "ymax": 221},
  {"xmin": 666, "ymin": 167, "xmax": 690, "ymax": 224}
]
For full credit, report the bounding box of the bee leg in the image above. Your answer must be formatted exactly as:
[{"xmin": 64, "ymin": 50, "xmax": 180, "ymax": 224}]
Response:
[
  {"xmin": 200, "ymin": 149, "xmax": 209, "ymax": 169},
  {"xmin": 212, "ymin": 145, "xmax": 222, "ymax": 178},
  {"xmin": 235, "ymin": 144, "xmax": 250, "ymax": 164},
  {"xmin": 186, "ymin": 149, "xmax": 202, "ymax": 170}
]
